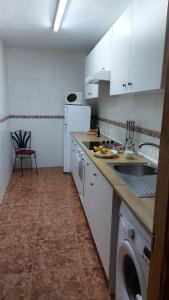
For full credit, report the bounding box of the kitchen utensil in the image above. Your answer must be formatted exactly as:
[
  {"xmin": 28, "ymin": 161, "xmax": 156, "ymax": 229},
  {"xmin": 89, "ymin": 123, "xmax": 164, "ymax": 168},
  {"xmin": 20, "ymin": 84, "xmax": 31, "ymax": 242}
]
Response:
[
  {"xmin": 124, "ymin": 120, "xmax": 135, "ymax": 150},
  {"xmin": 125, "ymin": 120, "xmax": 129, "ymax": 145},
  {"xmin": 128, "ymin": 120, "xmax": 131, "ymax": 141},
  {"xmin": 132, "ymin": 121, "xmax": 135, "ymax": 142}
]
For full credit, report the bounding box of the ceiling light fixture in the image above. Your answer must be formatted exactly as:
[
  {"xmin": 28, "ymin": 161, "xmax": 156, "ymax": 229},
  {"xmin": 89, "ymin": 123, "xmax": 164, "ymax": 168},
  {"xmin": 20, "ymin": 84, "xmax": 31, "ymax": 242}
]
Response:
[{"xmin": 53, "ymin": 0, "xmax": 69, "ymax": 32}]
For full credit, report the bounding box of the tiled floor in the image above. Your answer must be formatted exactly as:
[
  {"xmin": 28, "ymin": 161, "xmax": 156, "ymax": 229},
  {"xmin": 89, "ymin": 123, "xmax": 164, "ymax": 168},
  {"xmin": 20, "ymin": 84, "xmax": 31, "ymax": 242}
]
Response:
[{"xmin": 0, "ymin": 168, "xmax": 113, "ymax": 300}]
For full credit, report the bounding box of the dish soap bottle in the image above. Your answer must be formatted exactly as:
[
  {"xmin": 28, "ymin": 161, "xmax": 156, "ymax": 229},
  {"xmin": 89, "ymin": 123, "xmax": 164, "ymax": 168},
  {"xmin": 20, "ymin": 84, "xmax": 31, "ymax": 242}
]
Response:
[{"xmin": 97, "ymin": 127, "xmax": 100, "ymax": 137}]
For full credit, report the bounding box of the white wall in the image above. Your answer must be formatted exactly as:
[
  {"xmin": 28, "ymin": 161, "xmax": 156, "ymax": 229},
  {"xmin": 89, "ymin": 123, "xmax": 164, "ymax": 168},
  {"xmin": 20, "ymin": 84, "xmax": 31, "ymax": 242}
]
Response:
[
  {"xmin": 0, "ymin": 39, "xmax": 12, "ymax": 201},
  {"xmin": 90, "ymin": 88, "xmax": 164, "ymax": 162},
  {"xmin": 7, "ymin": 48, "xmax": 86, "ymax": 167}
]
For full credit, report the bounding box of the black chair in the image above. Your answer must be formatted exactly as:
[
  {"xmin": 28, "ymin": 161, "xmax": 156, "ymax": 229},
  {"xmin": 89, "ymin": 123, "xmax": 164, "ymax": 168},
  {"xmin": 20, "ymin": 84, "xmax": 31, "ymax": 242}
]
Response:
[{"xmin": 11, "ymin": 130, "xmax": 38, "ymax": 176}]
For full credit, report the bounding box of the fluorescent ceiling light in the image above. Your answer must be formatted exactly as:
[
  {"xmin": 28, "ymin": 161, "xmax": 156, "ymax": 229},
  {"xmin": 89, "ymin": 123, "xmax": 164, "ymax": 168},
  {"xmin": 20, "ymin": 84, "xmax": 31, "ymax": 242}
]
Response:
[{"xmin": 53, "ymin": 0, "xmax": 69, "ymax": 32}]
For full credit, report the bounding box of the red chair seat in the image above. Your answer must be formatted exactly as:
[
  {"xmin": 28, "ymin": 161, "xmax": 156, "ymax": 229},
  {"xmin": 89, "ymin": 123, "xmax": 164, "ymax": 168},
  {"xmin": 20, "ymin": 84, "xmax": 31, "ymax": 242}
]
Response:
[{"xmin": 16, "ymin": 149, "xmax": 36, "ymax": 155}]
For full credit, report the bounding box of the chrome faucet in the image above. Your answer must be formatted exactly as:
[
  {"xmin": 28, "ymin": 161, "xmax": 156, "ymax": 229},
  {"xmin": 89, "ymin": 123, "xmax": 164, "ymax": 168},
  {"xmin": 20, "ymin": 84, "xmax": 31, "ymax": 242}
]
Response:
[{"xmin": 138, "ymin": 142, "xmax": 160, "ymax": 149}]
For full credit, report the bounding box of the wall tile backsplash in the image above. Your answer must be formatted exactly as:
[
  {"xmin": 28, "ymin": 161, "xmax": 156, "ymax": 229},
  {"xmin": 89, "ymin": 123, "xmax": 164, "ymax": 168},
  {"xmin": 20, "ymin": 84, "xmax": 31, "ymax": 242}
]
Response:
[
  {"xmin": 96, "ymin": 119, "xmax": 160, "ymax": 162},
  {"xmin": 93, "ymin": 116, "xmax": 161, "ymax": 139},
  {"xmin": 10, "ymin": 114, "xmax": 64, "ymax": 119},
  {"xmin": 90, "ymin": 88, "xmax": 164, "ymax": 162}
]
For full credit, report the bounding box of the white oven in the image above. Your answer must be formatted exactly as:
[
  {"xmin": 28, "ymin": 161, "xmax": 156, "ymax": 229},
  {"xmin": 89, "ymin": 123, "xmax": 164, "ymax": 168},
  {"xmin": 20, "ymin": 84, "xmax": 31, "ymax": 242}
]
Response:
[{"xmin": 74, "ymin": 148, "xmax": 85, "ymax": 200}]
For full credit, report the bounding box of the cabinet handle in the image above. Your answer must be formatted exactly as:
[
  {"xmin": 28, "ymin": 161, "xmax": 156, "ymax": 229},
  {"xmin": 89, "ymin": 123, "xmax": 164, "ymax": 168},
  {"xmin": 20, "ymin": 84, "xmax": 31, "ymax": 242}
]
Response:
[
  {"xmin": 88, "ymin": 92, "xmax": 92, "ymax": 95},
  {"xmin": 101, "ymin": 67, "xmax": 105, "ymax": 70},
  {"xmin": 128, "ymin": 82, "xmax": 132, "ymax": 86},
  {"xmin": 90, "ymin": 183, "xmax": 94, "ymax": 186},
  {"xmin": 93, "ymin": 173, "xmax": 97, "ymax": 176},
  {"xmin": 87, "ymin": 163, "xmax": 90, "ymax": 166},
  {"xmin": 123, "ymin": 84, "xmax": 126, "ymax": 87}
]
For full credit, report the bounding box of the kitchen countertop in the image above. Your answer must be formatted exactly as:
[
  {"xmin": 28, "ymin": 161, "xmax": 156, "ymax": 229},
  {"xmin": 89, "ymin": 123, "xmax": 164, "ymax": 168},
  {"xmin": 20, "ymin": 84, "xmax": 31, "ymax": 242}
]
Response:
[{"xmin": 72, "ymin": 132, "xmax": 155, "ymax": 235}]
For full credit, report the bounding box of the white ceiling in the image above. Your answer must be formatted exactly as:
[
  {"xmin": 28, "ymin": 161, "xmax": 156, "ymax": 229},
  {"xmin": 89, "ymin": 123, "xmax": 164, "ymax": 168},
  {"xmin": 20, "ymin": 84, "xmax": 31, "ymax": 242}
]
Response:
[{"xmin": 0, "ymin": 0, "xmax": 131, "ymax": 52}]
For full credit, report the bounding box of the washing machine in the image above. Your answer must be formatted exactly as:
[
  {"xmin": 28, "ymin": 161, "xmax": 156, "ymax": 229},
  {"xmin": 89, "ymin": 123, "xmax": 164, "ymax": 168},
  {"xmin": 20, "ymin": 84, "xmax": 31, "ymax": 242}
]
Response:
[{"xmin": 115, "ymin": 203, "xmax": 151, "ymax": 300}]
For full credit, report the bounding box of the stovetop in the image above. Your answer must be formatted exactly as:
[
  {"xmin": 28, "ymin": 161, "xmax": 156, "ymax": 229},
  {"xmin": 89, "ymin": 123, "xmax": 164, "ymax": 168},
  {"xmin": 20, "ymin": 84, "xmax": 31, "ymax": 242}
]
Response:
[{"xmin": 82, "ymin": 140, "xmax": 120, "ymax": 150}]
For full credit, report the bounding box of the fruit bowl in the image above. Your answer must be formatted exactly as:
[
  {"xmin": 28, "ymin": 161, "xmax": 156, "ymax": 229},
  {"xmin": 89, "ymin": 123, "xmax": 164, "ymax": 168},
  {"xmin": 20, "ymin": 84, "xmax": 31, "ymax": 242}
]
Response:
[{"xmin": 93, "ymin": 149, "xmax": 118, "ymax": 158}]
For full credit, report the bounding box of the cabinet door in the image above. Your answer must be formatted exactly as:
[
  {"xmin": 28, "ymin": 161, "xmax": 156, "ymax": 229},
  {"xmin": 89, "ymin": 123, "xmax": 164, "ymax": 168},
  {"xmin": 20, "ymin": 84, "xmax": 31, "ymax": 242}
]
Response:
[
  {"xmin": 110, "ymin": 4, "xmax": 133, "ymax": 95},
  {"xmin": 94, "ymin": 28, "xmax": 112, "ymax": 73},
  {"xmin": 85, "ymin": 83, "xmax": 99, "ymax": 100},
  {"xmin": 83, "ymin": 158, "xmax": 113, "ymax": 278},
  {"xmin": 83, "ymin": 158, "xmax": 96, "ymax": 224},
  {"xmin": 85, "ymin": 51, "xmax": 95, "ymax": 79},
  {"xmin": 92, "ymin": 169, "xmax": 113, "ymax": 278},
  {"xmin": 85, "ymin": 28, "xmax": 112, "ymax": 78},
  {"xmin": 71, "ymin": 139, "xmax": 78, "ymax": 185},
  {"xmin": 70, "ymin": 138, "xmax": 76, "ymax": 173},
  {"xmin": 129, "ymin": 0, "xmax": 168, "ymax": 93}
]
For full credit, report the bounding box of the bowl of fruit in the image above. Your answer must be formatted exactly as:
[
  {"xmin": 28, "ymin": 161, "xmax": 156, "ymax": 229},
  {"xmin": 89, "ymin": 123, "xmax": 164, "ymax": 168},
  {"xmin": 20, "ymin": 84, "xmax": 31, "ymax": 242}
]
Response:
[{"xmin": 93, "ymin": 145, "xmax": 118, "ymax": 158}]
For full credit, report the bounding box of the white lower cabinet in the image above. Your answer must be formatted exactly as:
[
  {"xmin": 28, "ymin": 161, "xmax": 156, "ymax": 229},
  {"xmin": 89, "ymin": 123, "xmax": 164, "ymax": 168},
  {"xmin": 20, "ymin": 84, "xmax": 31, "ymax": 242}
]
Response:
[
  {"xmin": 70, "ymin": 140, "xmax": 113, "ymax": 278},
  {"xmin": 83, "ymin": 156, "xmax": 113, "ymax": 278}
]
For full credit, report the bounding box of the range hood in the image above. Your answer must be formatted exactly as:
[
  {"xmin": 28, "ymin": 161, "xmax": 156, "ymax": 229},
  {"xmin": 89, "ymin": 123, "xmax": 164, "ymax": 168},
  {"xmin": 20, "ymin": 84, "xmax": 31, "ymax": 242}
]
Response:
[{"xmin": 85, "ymin": 70, "xmax": 110, "ymax": 84}]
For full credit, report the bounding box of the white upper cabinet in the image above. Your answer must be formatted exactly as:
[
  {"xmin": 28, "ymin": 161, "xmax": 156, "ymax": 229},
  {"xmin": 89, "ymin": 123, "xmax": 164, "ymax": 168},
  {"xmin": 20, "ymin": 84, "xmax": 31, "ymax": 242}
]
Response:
[
  {"xmin": 110, "ymin": 4, "xmax": 133, "ymax": 95},
  {"xmin": 129, "ymin": 0, "xmax": 168, "ymax": 93},
  {"xmin": 110, "ymin": 0, "xmax": 168, "ymax": 95},
  {"xmin": 85, "ymin": 83, "xmax": 99, "ymax": 100},
  {"xmin": 85, "ymin": 28, "xmax": 112, "ymax": 100},
  {"xmin": 85, "ymin": 28, "xmax": 112, "ymax": 78}
]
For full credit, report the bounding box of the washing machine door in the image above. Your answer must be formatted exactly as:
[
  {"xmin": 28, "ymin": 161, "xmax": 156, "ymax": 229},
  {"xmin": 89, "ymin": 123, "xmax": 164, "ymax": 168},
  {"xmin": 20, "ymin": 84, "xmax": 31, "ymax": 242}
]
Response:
[{"xmin": 116, "ymin": 240, "xmax": 147, "ymax": 300}]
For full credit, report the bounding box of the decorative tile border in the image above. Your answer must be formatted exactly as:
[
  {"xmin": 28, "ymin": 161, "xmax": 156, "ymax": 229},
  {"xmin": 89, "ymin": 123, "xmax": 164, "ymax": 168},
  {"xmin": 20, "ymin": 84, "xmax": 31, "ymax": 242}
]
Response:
[
  {"xmin": 10, "ymin": 114, "xmax": 64, "ymax": 120},
  {"xmin": 92, "ymin": 116, "xmax": 161, "ymax": 139},
  {"xmin": 0, "ymin": 115, "xmax": 11, "ymax": 124}
]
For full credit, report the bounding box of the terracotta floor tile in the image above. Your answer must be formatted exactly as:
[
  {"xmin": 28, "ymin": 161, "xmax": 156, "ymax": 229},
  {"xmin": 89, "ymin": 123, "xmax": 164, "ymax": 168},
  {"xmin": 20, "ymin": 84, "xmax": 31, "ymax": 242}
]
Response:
[
  {"xmin": 0, "ymin": 168, "xmax": 110, "ymax": 299},
  {"xmin": 0, "ymin": 221, "xmax": 37, "ymax": 244},
  {"xmin": 40, "ymin": 195, "xmax": 70, "ymax": 207},
  {"xmin": 37, "ymin": 205, "xmax": 76, "ymax": 240},
  {"xmin": 37, "ymin": 222, "xmax": 76, "ymax": 241},
  {"xmin": 74, "ymin": 213, "xmax": 92, "ymax": 237},
  {"xmin": 0, "ymin": 242, "xmax": 35, "ymax": 273},
  {"xmin": 0, "ymin": 204, "xmax": 6, "ymax": 219},
  {"xmin": 38, "ymin": 193, "xmax": 67, "ymax": 205},
  {"xmin": 73, "ymin": 209, "xmax": 88, "ymax": 224},
  {"xmin": 79, "ymin": 241, "xmax": 101, "ymax": 267},
  {"xmin": 0, "ymin": 272, "xmax": 31, "ymax": 300},
  {"xmin": 11, "ymin": 186, "xmax": 39, "ymax": 195},
  {"xmin": 33, "ymin": 237, "xmax": 81, "ymax": 272},
  {"xmin": 77, "ymin": 231, "xmax": 94, "ymax": 245},
  {"xmin": 84, "ymin": 266, "xmax": 111, "ymax": 300},
  {"xmin": 30, "ymin": 268, "xmax": 89, "ymax": 300},
  {"xmin": 3, "ymin": 206, "xmax": 39, "ymax": 225},
  {"xmin": 70, "ymin": 198, "xmax": 84, "ymax": 212},
  {"xmin": 39, "ymin": 203, "xmax": 72, "ymax": 218},
  {"xmin": 4, "ymin": 192, "xmax": 40, "ymax": 207}
]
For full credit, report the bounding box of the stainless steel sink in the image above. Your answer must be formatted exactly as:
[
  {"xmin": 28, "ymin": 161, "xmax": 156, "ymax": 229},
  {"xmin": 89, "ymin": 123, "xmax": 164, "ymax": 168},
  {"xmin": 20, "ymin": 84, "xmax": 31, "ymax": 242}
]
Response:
[
  {"xmin": 108, "ymin": 163, "xmax": 157, "ymax": 198},
  {"xmin": 112, "ymin": 163, "xmax": 157, "ymax": 176}
]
